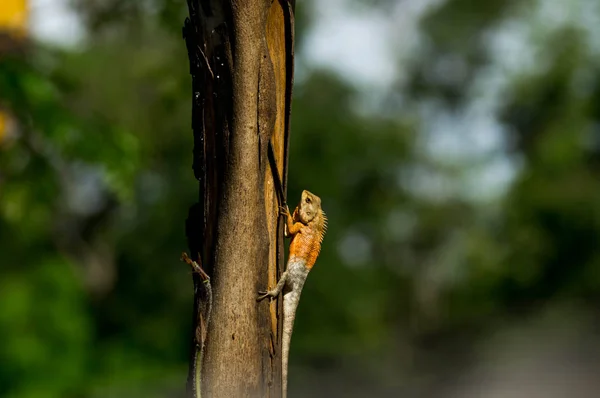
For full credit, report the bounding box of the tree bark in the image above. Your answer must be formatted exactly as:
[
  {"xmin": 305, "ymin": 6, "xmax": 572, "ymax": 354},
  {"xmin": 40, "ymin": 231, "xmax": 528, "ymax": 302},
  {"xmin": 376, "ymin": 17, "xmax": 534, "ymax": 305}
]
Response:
[{"xmin": 183, "ymin": 0, "xmax": 295, "ymax": 396}]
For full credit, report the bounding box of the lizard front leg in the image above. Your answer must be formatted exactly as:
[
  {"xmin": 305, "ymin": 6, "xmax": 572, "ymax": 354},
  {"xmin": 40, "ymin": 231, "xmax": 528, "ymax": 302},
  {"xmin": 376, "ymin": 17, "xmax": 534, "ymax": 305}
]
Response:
[{"xmin": 280, "ymin": 205, "xmax": 303, "ymax": 237}]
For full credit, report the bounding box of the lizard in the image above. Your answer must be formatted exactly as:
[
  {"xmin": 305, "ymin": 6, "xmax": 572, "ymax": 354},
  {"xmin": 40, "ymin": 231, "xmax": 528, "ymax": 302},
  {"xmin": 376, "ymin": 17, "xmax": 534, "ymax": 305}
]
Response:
[
  {"xmin": 258, "ymin": 189, "xmax": 327, "ymax": 398},
  {"xmin": 181, "ymin": 252, "xmax": 212, "ymax": 398}
]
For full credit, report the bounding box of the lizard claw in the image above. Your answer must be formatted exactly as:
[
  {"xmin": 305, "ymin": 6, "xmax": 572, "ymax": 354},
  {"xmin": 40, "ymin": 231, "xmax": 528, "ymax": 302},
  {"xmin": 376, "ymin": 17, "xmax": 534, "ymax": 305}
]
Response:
[
  {"xmin": 279, "ymin": 205, "xmax": 289, "ymax": 217},
  {"xmin": 257, "ymin": 290, "xmax": 272, "ymax": 302}
]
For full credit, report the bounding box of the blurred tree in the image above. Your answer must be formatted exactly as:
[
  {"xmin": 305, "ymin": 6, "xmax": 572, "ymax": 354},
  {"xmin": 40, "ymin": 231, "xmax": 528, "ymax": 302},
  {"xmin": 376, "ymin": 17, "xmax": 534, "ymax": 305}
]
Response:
[{"xmin": 0, "ymin": 0, "xmax": 27, "ymax": 142}]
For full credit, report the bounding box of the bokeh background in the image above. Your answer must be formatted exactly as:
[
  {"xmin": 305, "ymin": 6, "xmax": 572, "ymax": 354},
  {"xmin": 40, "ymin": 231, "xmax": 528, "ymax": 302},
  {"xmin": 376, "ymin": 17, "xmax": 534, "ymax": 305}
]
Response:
[{"xmin": 2, "ymin": 0, "xmax": 600, "ymax": 397}]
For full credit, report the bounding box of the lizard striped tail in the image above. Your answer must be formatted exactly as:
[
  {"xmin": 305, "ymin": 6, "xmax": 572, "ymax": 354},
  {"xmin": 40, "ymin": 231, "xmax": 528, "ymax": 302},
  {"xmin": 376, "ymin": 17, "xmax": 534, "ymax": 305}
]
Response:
[{"xmin": 282, "ymin": 290, "xmax": 301, "ymax": 398}]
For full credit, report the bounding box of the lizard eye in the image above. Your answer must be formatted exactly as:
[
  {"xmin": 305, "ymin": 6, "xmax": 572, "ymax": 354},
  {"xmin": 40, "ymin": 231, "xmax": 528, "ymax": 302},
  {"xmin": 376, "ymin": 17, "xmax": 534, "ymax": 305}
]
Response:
[{"xmin": 305, "ymin": 197, "xmax": 311, "ymax": 204}]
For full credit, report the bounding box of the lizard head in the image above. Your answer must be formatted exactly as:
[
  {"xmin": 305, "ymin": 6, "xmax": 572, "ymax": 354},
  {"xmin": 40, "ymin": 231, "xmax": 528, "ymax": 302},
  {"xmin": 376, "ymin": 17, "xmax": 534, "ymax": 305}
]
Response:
[
  {"xmin": 297, "ymin": 190, "xmax": 322, "ymax": 224},
  {"xmin": 295, "ymin": 190, "xmax": 328, "ymax": 244}
]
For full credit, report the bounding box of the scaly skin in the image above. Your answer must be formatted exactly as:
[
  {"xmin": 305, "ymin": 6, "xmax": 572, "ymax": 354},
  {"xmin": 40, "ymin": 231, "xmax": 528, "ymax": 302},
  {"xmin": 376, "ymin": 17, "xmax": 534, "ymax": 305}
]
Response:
[{"xmin": 258, "ymin": 190, "xmax": 327, "ymax": 398}]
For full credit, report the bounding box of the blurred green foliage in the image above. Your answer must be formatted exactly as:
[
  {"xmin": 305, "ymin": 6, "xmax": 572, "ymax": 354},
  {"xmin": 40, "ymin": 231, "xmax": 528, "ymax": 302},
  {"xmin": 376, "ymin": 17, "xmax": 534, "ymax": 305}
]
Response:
[{"xmin": 2, "ymin": 0, "xmax": 600, "ymax": 396}]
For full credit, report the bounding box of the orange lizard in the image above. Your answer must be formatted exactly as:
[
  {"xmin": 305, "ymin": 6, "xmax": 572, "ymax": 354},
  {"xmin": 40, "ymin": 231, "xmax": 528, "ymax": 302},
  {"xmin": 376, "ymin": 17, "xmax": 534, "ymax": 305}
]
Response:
[{"xmin": 258, "ymin": 189, "xmax": 327, "ymax": 398}]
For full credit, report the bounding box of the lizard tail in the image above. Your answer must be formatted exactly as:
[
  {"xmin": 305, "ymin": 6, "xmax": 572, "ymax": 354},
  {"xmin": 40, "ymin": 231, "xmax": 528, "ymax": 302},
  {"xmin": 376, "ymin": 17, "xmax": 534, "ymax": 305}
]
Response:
[{"xmin": 282, "ymin": 291, "xmax": 300, "ymax": 398}]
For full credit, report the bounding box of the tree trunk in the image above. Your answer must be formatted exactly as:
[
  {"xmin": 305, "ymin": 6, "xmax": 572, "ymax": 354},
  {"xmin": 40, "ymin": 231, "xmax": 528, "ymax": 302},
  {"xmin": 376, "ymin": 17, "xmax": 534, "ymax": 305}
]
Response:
[{"xmin": 183, "ymin": 0, "xmax": 295, "ymax": 397}]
